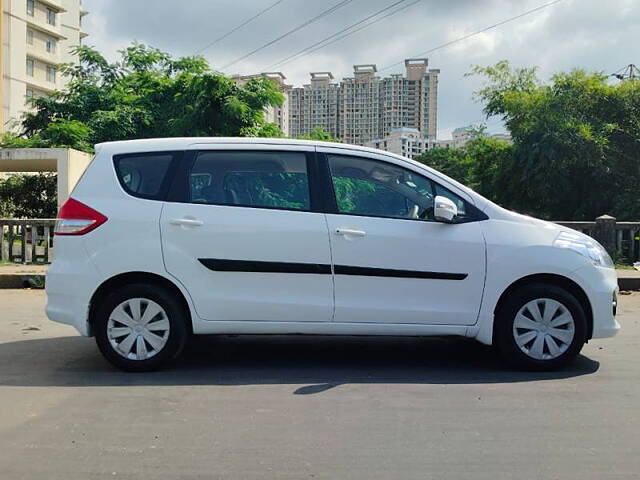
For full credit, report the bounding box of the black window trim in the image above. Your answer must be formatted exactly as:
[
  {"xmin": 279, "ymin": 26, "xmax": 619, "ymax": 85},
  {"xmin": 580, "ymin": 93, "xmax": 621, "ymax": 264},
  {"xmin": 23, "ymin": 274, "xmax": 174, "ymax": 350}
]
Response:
[
  {"xmin": 318, "ymin": 152, "xmax": 488, "ymax": 224},
  {"xmin": 113, "ymin": 150, "xmax": 183, "ymax": 201},
  {"xmin": 166, "ymin": 149, "xmax": 323, "ymax": 214}
]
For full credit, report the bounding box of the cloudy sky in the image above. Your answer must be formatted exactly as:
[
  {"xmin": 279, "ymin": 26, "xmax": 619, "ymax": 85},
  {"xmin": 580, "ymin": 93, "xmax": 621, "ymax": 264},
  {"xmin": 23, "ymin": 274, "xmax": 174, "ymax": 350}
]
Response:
[{"xmin": 82, "ymin": 0, "xmax": 638, "ymax": 138}]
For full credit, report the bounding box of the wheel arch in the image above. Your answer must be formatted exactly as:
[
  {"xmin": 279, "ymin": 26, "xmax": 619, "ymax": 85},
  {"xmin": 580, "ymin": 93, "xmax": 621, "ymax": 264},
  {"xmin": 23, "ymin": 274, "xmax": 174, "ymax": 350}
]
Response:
[
  {"xmin": 88, "ymin": 271, "xmax": 193, "ymax": 336},
  {"xmin": 493, "ymin": 273, "xmax": 594, "ymax": 340}
]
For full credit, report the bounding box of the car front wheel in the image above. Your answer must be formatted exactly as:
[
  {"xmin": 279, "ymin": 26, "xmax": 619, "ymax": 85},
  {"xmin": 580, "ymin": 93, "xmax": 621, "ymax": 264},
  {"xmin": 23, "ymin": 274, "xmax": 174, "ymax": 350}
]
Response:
[{"xmin": 494, "ymin": 283, "xmax": 587, "ymax": 371}]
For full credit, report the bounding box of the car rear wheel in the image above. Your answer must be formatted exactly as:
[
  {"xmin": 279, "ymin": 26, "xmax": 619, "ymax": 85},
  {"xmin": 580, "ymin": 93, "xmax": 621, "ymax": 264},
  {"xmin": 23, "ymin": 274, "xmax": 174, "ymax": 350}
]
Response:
[
  {"xmin": 494, "ymin": 283, "xmax": 587, "ymax": 371},
  {"xmin": 94, "ymin": 284, "xmax": 189, "ymax": 371}
]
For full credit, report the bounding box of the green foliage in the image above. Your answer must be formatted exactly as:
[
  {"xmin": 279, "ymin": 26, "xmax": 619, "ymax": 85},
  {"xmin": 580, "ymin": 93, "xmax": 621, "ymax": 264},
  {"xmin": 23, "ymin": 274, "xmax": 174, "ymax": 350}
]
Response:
[
  {"xmin": 0, "ymin": 173, "xmax": 57, "ymax": 218},
  {"xmin": 422, "ymin": 61, "xmax": 640, "ymax": 220},
  {"xmin": 415, "ymin": 137, "xmax": 514, "ymax": 204},
  {"xmin": 15, "ymin": 43, "xmax": 285, "ymax": 152},
  {"xmin": 297, "ymin": 126, "xmax": 340, "ymax": 142},
  {"xmin": 225, "ymin": 172, "xmax": 309, "ymax": 210}
]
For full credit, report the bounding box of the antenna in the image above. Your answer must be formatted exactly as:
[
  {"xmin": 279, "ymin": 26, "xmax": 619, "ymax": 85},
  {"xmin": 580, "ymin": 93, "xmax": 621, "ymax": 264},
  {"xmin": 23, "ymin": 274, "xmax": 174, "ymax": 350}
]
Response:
[{"xmin": 611, "ymin": 64, "xmax": 640, "ymax": 81}]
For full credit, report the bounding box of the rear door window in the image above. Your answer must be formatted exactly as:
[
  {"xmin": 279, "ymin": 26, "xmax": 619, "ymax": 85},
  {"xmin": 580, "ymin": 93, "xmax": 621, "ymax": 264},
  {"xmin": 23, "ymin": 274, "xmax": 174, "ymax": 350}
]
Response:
[
  {"xmin": 114, "ymin": 152, "xmax": 180, "ymax": 199},
  {"xmin": 187, "ymin": 151, "xmax": 311, "ymax": 211}
]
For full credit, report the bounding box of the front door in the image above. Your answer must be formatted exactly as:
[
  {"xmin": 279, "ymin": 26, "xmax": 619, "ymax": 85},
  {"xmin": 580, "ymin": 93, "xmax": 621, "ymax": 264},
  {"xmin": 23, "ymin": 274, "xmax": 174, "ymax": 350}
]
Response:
[
  {"xmin": 161, "ymin": 145, "xmax": 333, "ymax": 322},
  {"xmin": 322, "ymin": 149, "xmax": 486, "ymax": 326}
]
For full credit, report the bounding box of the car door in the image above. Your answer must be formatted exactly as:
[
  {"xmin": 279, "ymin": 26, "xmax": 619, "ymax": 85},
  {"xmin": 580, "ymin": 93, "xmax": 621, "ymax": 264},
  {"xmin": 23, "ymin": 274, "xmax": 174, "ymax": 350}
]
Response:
[
  {"xmin": 320, "ymin": 147, "xmax": 486, "ymax": 326},
  {"xmin": 160, "ymin": 144, "xmax": 334, "ymax": 322}
]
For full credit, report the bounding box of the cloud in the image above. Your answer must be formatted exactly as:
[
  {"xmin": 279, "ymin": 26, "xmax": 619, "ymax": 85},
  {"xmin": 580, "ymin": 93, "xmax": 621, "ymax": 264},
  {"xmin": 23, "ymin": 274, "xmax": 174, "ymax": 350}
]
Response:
[{"xmin": 82, "ymin": 0, "xmax": 638, "ymax": 138}]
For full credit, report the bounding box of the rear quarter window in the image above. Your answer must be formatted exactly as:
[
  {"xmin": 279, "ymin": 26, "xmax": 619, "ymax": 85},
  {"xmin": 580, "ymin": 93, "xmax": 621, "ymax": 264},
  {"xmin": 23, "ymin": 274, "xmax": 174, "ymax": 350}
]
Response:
[{"xmin": 113, "ymin": 152, "xmax": 180, "ymax": 200}]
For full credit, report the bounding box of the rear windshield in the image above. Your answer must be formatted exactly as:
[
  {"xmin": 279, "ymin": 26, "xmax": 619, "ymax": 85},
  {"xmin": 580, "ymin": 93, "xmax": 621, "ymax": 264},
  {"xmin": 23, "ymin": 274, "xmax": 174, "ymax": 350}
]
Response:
[{"xmin": 113, "ymin": 152, "xmax": 180, "ymax": 199}]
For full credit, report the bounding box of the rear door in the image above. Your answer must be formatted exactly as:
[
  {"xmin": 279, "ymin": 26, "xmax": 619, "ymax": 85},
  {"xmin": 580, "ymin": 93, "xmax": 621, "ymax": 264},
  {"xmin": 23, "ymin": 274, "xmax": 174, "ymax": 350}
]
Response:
[{"xmin": 160, "ymin": 144, "xmax": 334, "ymax": 322}]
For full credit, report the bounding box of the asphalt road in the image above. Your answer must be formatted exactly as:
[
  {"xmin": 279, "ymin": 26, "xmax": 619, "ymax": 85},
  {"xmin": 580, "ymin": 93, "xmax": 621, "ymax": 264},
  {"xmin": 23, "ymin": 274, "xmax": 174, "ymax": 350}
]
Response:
[{"xmin": 0, "ymin": 289, "xmax": 638, "ymax": 479}]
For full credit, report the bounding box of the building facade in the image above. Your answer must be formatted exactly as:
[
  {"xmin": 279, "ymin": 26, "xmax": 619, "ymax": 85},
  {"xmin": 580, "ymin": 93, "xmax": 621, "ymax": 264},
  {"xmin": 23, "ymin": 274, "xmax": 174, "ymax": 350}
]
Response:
[
  {"xmin": 1, "ymin": 0, "xmax": 88, "ymax": 132},
  {"xmin": 288, "ymin": 58, "xmax": 439, "ymax": 145},
  {"xmin": 232, "ymin": 71, "xmax": 291, "ymax": 136},
  {"xmin": 366, "ymin": 127, "xmax": 441, "ymax": 159},
  {"xmin": 366, "ymin": 126, "xmax": 512, "ymax": 159},
  {"xmin": 288, "ymin": 71, "xmax": 340, "ymax": 139}
]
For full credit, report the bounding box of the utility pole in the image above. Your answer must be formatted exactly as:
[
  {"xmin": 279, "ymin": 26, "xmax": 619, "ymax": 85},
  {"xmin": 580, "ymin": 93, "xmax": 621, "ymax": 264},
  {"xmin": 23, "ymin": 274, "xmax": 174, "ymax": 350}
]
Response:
[{"xmin": 611, "ymin": 64, "xmax": 640, "ymax": 81}]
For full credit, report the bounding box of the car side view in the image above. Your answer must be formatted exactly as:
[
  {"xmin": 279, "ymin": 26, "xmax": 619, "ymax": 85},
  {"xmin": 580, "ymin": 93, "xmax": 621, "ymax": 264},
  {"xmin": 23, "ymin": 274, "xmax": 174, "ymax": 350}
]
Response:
[{"xmin": 46, "ymin": 138, "xmax": 620, "ymax": 371}]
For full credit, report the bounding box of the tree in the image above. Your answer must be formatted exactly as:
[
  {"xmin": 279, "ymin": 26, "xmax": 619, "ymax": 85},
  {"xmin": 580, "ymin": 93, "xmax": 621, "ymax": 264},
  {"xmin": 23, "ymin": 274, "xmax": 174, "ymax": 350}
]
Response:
[
  {"xmin": 415, "ymin": 136, "xmax": 514, "ymax": 204},
  {"xmin": 468, "ymin": 61, "xmax": 640, "ymax": 220},
  {"xmin": 3, "ymin": 43, "xmax": 285, "ymax": 152},
  {"xmin": 0, "ymin": 173, "xmax": 57, "ymax": 218},
  {"xmin": 297, "ymin": 126, "xmax": 340, "ymax": 142}
]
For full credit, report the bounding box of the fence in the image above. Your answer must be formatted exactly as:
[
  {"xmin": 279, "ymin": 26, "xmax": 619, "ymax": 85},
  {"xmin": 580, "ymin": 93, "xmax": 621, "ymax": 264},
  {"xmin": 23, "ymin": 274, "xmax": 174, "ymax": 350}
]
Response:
[
  {"xmin": 555, "ymin": 215, "xmax": 640, "ymax": 262},
  {"xmin": 0, "ymin": 219, "xmax": 56, "ymax": 264},
  {"xmin": 0, "ymin": 215, "xmax": 639, "ymax": 265}
]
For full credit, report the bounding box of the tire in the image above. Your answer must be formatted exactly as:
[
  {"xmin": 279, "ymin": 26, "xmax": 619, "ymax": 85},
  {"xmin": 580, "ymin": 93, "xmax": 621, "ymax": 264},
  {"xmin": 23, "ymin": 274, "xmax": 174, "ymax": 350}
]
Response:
[
  {"xmin": 94, "ymin": 283, "xmax": 189, "ymax": 371},
  {"xmin": 494, "ymin": 283, "xmax": 587, "ymax": 371}
]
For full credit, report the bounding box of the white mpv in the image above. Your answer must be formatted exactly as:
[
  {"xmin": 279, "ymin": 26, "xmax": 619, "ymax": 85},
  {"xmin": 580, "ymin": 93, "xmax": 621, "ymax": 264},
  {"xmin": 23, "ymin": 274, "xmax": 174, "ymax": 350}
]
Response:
[{"xmin": 46, "ymin": 138, "xmax": 619, "ymax": 371}]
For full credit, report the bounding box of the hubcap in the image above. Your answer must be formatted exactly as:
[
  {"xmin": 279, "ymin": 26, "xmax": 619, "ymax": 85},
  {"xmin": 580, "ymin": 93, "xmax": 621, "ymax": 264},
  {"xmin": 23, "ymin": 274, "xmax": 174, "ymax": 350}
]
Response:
[
  {"xmin": 512, "ymin": 298, "xmax": 575, "ymax": 361},
  {"xmin": 107, "ymin": 298, "xmax": 170, "ymax": 361}
]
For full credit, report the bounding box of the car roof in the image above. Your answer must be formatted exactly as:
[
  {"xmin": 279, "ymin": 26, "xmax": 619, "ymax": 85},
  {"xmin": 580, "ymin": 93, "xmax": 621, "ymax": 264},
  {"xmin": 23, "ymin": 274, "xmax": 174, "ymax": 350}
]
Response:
[{"xmin": 96, "ymin": 137, "xmax": 369, "ymax": 153}]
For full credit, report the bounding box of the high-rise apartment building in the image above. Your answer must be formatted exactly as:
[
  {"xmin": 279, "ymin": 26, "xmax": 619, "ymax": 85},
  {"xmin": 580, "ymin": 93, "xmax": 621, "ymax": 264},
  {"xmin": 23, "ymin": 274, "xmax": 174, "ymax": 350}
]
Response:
[
  {"xmin": 288, "ymin": 72, "xmax": 340, "ymax": 139},
  {"xmin": 232, "ymin": 71, "xmax": 291, "ymax": 136},
  {"xmin": 288, "ymin": 58, "xmax": 439, "ymax": 145},
  {"xmin": 1, "ymin": 0, "xmax": 88, "ymax": 132},
  {"xmin": 340, "ymin": 64, "xmax": 381, "ymax": 145}
]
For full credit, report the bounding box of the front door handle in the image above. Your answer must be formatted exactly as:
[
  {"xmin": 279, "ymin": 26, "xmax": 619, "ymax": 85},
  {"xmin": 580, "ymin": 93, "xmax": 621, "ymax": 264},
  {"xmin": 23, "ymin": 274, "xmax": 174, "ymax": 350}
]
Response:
[
  {"xmin": 335, "ymin": 228, "xmax": 366, "ymax": 237},
  {"xmin": 170, "ymin": 218, "xmax": 204, "ymax": 227}
]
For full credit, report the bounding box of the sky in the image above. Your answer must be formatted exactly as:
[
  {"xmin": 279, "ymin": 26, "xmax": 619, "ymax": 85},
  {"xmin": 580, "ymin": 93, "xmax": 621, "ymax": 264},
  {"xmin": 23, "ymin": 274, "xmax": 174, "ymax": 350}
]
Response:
[{"xmin": 82, "ymin": 0, "xmax": 638, "ymax": 139}]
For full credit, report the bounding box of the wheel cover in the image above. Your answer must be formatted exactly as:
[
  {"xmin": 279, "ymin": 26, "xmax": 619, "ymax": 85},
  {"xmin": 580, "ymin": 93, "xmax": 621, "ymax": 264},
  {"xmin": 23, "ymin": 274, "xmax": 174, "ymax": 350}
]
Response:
[
  {"xmin": 512, "ymin": 298, "xmax": 575, "ymax": 361},
  {"xmin": 107, "ymin": 298, "xmax": 170, "ymax": 361}
]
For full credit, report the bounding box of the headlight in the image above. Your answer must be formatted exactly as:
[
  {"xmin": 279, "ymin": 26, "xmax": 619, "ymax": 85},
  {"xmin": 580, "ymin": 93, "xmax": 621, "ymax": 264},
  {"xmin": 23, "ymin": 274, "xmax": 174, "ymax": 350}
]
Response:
[{"xmin": 553, "ymin": 231, "xmax": 614, "ymax": 268}]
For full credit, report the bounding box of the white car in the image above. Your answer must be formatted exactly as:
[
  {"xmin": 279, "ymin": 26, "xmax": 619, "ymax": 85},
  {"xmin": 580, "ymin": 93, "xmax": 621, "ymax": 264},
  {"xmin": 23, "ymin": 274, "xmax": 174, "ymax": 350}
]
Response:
[{"xmin": 46, "ymin": 138, "xmax": 619, "ymax": 371}]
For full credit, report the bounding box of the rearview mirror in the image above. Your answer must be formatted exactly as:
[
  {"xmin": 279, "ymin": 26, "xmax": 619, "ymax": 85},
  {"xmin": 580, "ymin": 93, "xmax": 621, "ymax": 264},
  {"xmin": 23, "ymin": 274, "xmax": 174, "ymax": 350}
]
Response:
[{"xmin": 433, "ymin": 195, "xmax": 458, "ymax": 223}]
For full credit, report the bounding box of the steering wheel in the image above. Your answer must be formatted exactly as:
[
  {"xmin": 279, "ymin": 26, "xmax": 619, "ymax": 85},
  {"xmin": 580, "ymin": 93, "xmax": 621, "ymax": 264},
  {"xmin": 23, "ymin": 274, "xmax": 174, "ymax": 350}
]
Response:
[{"xmin": 419, "ymin": 206, "xmax": 434, "ymax": 220}]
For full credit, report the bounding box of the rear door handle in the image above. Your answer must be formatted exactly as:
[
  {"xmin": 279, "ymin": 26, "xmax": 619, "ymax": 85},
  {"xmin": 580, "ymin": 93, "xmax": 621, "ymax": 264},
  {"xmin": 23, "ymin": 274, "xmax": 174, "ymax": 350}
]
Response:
[
  {"xmin": 335, "ymin": 228, "xmax": 366, "ymax": 237},
  {"xmin": 170, "ymin": 218, "xmax": 204, "ymax": 227}
]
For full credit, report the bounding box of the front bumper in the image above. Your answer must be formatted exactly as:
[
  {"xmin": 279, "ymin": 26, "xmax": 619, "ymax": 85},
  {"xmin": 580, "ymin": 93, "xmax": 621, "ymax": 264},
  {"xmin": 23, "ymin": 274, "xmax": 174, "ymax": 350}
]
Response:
[{"xmin": 572, "ymin": 265, "xmax": 620, "ymax": 339}]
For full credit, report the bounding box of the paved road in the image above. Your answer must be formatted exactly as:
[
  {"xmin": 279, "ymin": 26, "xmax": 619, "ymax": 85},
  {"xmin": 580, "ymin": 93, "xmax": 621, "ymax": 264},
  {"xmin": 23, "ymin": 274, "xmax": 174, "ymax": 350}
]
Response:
[{"xmin": 0, "ymin": 289, "xmax": 638, "ymax": 479}]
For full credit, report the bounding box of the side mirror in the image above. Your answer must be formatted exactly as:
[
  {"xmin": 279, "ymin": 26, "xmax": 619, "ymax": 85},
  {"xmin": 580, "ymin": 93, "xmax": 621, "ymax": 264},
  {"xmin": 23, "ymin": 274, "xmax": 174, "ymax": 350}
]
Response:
[{"xmin": 433, "ymin": 195, "xmax": 458, "ymax": 223}]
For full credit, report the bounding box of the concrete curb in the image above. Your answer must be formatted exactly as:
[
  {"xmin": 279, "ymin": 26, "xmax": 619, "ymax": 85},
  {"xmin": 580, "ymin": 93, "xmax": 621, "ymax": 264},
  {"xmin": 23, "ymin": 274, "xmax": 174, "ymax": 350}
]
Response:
[
  {"xmin": 619, "ymin": 277, "xmax": 640, "ymax": 291},
  {"xmin": 0, "ymin": 274, "xmax": 639, "ymax": 291},
  {"xmin": 0, "ymin": 274, "xmax": 46, "ymax": 289}
]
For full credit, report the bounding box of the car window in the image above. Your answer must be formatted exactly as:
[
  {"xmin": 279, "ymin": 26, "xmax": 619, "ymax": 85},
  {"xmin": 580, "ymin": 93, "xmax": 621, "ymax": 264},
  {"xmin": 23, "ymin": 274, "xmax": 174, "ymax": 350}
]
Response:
[
  {"xmin": 327, "ymin": 154, "xmax": 435, "ymax": 220},
  {"xmin": 188, "ymin": 151, "xmax": 310, "ymax": 211},
  {"xmin": 435, "ymin": 184, "xmax": 467, "ymax": 217},
  {"xmin": 113, "ymin": 153, "xmax": 176, "ymax": 199}
]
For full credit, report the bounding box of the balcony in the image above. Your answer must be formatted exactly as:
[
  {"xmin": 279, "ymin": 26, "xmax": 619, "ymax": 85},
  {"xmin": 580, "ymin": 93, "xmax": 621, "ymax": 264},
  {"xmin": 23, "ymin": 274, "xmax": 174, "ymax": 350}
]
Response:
[
  {"xmin": 26, "ymin": 17, "xmax": 67, "ymax": 40},
  {"xmin": 38, "ymin": 0, "xmax": 67, "ymax": 12},
  {"xmin": 27, "ymin": 45, "xmax": 61, "ymax": 67}
]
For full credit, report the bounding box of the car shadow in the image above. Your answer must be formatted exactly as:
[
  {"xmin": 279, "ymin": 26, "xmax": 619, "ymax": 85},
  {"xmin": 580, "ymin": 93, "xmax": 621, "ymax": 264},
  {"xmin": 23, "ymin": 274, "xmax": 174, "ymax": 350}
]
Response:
[{"xmin": 0, "ymin": 334, "xmax": 600, "ymax": 392}]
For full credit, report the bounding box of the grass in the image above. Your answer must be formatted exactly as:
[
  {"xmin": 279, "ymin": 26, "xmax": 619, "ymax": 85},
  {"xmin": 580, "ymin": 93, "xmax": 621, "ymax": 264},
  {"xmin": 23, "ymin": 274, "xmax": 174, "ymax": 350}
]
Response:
[{"xmin": 615, "ymin": 263, "xmax": 636, "ymax": 270}]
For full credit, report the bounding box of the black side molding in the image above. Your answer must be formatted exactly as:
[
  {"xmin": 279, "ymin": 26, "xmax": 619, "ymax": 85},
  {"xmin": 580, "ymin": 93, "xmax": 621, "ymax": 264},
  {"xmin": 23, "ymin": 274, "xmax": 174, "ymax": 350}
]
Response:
[
  {"xmin": 198, "ymin": 258, "xmax": 331, "ymax": 275},
  {"xmin": 198, "ymin": 258, "xmax": 467, "ymax": 280},
  {"xmin": 334, "ymin": 265, "xmax": 467, "ymax": 280}
]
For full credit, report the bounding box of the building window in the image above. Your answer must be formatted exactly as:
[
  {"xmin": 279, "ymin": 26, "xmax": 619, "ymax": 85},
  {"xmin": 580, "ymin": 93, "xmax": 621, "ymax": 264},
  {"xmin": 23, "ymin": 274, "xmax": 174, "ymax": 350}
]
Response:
[
  {"xmin": 26, "ymin": 59, "xmax": 34, "ymax": 77},
  {"xmin": 47, "ymin": 7, "xmax": 56, "ymax": 26},
  {"xmin": 46, "ymin": 39, "xmax": 56, "ymax": 53},
  {"xmin": 26, "ymin": 89, "xmax": 34, "ymax": 100},
  {"xmin": 27, "ymin": 29, "xmax": 34, "ymax": 45},
  {"xmin": 46, "ymin": 66, "xmax": 56, "ymax": 83},
  {"xmin": 27, "ymin": 0, "xmax": 34, "ymax": 16}
]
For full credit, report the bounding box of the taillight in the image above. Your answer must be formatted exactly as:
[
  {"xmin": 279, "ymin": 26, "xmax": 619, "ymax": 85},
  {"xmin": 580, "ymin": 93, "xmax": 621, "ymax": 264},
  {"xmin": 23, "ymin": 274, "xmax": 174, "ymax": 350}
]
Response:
[{"xmin": 54, "ymin": 198, "xmax": 108, "ymax": 236}]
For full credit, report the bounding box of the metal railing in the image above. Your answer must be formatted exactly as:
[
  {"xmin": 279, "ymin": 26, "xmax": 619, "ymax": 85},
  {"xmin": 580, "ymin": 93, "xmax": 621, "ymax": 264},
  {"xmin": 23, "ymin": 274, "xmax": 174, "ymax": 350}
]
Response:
[
  {"xmin": 0, "ymin": 219, "xmax": 56, "ymax": 264},
  {"xmin": 0, "ymin": 215, "xmax": 638, "ymax": 265},
  {"xmin": 556, "ymin": 216, "xmax": 640, "ymax": 262}
]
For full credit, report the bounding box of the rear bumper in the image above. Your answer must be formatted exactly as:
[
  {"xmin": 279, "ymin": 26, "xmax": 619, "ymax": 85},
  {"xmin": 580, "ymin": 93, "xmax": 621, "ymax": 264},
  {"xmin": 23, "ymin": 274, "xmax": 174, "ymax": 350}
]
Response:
[
  {"xmin": 45, "ymin": 240, "xmax": 98, "ymax": 337},
  {"xmin": 572, "ymin": 265, "xmax": 620, "ymax": 339}
]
